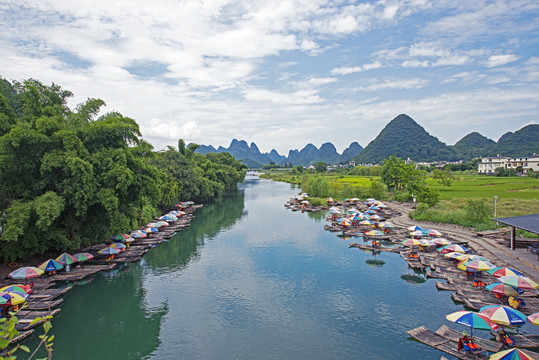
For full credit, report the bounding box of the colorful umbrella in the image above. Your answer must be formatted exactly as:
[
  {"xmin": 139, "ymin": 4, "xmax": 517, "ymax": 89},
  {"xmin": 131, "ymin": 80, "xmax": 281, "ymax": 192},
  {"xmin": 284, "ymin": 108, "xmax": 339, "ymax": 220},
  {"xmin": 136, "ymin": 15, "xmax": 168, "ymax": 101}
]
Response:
[
  {"xmin": 109, "ymin": 243, "xmax": 126, "ymax": 251},
  {"xmin": 336, "ymin": 218, "xmax": 352, "ymax": 227},
  {"xmin": 0, "ymin": 285, "xmax": 29, "ymax": 295},
  {"xmin": 456, "ymin": 254, "xmax": 489, "ymax": 262},
  {"xmin": 159, "ymin": 215, "xmax": 177, "ymax": 222},
  {"xmin": 402, "ymin": 239, "xmax": 423, "ymax": 246},
  {"xmin": 72, "ymin": 253, "xmax": 94, "ymax": 262},
  {"xmin": 407, "ymin": 225, "xmax": 425, "ymax": 231},
  {"xmin": 130, "ymin": 230, "xmax": 148, "ymax": 239},
  {"xmin": 329, "ymin": 206, "xmax": 341, "ymax": 213},
  {"xmin": 489, "ymin": 348, "xmax": 536, "ymax": 360},
  {"xmin": 347, "ymin": 208, "xmax": 359, "ymax": 213},
  {"xmin": 8, "ymin": 266, "xmax": 44, "ymax": 279},
  {"xmin": 438, "ymin": 244, "xmax": 469, "ymax": 254},
  {"xmin": 446, "ymin": 310, "xmax": 499, "ymax": 338},
  {"xmin": 432, "ymin": 238, "xmax": 451, "ymax": 246},
  {"xmin": 113, "ymin": 234, "xmax": 131, "ymax": 242},
  {"xmin": 479, "ymin": 305, "xmax": 526, "ymax": 326},
  {"xmin": 38, "ymin": 259, "xmax": 64, "ymax": 272},
  {"xmin": 359, "ymin": 220, "xmax": 374, "ymax": 226},
  {"xmin": 378, "ymin": 222, "xmax": 395, "ymax": 229},
  {"xmin": 498, "ymin": 276, "xmax": 539, "ymax": 290},
  {"xmin": 98, "ymin": 246, "xmax": 120, "ymax": 255},
  {"xmin": 146, "ymin": 222, "xmax": 162, "ymax": 228},
  {"xmin": 444, "ymin": 251, "xmax": 464, "ymax": 260},
  {"xmin": 488, "ymin": 267, "xmax": 524, "ymax": 278},
  {"xmin": 418, "ymin": 239, "xmax": 434, "ymax": 246},
  {"xmin": 0, "ymin": 292, "xmax": 12, "ymax": 306},
  {"xmin": 458, "ymin": 260, "xmax": 497, "ymax": 272},
  {"xmin": 156, "ymin": 221, "xmax": 169, "ymax": 227},
  {"xmin": 56, "ymin": 252, "xmax": 77, "ymax": 266},
  {"xmin": 144, "ymin": 227, "xmax": 159, "ymax": 234},
  {"xmin": 0, "ymin": 291, "xmax": 28, "ymax": 306},
  {"xmin": 427, "ymin": 229, "xmax": 443, "ymax": 237},
  {"xmin": 526, "ymin": 312, "xmax": 539, "ymax": 326},
  {"xmin": 410, "ymin": 230, "xmax": 424, "ymax": 237},
  {"xmin": 364, "ymin": 230, "xmax": 384, "ymax": 237},
  {"xmin": 486, "ymin": 283, "xmax": 522, "ymax": 296},
  {"xmin": 369, "ymin": 214, "xmax": 383, "ymax": 221}
]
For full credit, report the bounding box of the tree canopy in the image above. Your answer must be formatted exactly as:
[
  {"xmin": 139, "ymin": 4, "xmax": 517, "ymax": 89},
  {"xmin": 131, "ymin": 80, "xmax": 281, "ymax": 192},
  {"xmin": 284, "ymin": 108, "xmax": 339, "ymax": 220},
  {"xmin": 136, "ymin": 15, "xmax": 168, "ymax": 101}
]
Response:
[{"xmin": 0, "ymin": 77, "xmax": 247, "ymax": 261}]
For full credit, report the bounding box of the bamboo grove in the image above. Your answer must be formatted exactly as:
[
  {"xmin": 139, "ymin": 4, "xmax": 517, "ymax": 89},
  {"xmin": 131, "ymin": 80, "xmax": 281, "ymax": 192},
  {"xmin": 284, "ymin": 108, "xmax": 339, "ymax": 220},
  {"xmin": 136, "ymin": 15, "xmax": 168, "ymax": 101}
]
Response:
[{"xmin": 0, "ymin": 78, "xmax": 247, "ymax": 262}]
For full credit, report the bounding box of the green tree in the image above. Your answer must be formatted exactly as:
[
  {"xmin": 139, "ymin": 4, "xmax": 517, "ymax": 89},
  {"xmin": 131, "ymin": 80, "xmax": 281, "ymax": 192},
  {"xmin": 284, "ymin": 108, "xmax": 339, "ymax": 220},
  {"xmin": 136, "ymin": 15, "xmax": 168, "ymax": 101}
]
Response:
[
  {"xmin": 313, "ymin": 161, "xmax": 327, "ymax": 173},
  {"xmin": 432, "ymin": 168, "xmax": 454, "ymax": 191}
]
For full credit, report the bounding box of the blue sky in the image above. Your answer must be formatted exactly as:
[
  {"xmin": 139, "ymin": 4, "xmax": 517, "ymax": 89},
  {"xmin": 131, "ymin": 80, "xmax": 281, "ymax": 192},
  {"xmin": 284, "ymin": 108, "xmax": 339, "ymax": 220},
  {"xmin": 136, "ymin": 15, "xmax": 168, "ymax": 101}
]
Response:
[{"xmin": 1, "ymin": 0, "xmax": 538, "ymax": 154}]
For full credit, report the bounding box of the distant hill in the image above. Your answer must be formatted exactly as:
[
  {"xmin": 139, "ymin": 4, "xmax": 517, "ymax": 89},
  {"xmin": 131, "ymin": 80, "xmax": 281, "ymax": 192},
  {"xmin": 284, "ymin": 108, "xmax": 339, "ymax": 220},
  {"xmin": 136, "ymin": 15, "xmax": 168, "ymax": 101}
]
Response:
[
  {"xmin": 452, "ymin": 132, "xmax": 497, "ymax": 160},
  {"xmin": 341, "ymin": 142, "xmax": 363, "ymax": 163},
  {"xmin": 496, "ymin": 124, "xmax": 539, "ymax": 157},
  {"xmin": 354, "ymin": 114, "xmax": 458, "ymax": 164},
  {"xmin": 196, "ymin": 139, "xmax": 362, "ymax": 167}
]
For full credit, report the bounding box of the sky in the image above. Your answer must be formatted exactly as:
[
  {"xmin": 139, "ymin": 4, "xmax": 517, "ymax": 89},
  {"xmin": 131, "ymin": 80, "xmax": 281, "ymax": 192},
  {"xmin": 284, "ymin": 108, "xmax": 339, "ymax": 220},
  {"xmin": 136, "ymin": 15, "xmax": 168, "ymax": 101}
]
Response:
[{"xmin": 1, "ymin": 0, "xmax": 538, "ymax": 155}]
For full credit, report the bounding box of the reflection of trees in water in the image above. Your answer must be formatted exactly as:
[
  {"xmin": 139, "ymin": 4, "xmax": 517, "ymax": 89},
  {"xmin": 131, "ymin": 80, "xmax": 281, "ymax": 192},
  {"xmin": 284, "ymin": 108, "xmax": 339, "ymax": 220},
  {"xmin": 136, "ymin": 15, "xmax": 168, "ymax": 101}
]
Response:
[
  {"xmin": 34, "ymin": 264, "xmax": 165, "ymax": 359},
  {"xmin": 306, "ymin": 210, "xmax": 326, "ymax": 222},
  {"xmin": 365, "ymin": 250, "xmax": 385, "ymax": 267},
  {"xmin": 401, "ymin": 273, "xmax": 426, "ymax": 284},
  {"xmin": 145, "ymin": 189, "xmax": 246, "ymax": 270}
]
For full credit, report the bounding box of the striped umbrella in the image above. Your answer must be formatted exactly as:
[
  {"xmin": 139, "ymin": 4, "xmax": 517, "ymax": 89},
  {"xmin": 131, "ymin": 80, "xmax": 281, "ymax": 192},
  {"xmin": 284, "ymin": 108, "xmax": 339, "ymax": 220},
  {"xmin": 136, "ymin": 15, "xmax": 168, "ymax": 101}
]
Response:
[
  {"xmin": 0, "ymin": 291, "xmax": 28, "ymax": 306},
  {"xmin": 489, "ymin": 348, "xmax": 536, "ymax": 360},
  {"xmin": 144, "ymin": 227, "xmax": 159, "ymax": 234},
  {"xmin": 0, "ymin": 292, "xmax": 12, "ymax": 305},
  {"xmin": 407, "ymin": 225, "xmax": 425, "ymax": 231},
  {"xmin": 109, "ymin": 243, "xmax": 126, "ymax": 251},
  {"xmin": 401, "ymin": 239, "xmax": 423, "ymax": 246},
  {"xmin": 455, "ymin": 254, "xmax": 489, "ymax": 262},
  {"xmin": 369, "ymin": 214, "xmax": 383, "ymax": 221},
  {"xmin": 444, "ymin": 251, "xmax": 464, "ymax": 260},
  {"xmin": 486, "ymin": 283, "xmax": 522, "ymax": 296},
  {"xmin": 458, "ymin": 260, "xmax": 497, "ymax": 272},
  {"xmin": 131, "ymin": 229, "xmax": 148, "ymax": 239},
  {"xmin": 438, "ymin": 244, "xmax": 469, "ymax": 254},
  {"xmin": 38, "ymin": 259, "xmax": 64, "ymax": 272},
  {"xmin": 98, "ymin": 246, "xmax": 120, "ymax": 256},
  {"xmin": 427, "ymin": 229, "xmax": 443, "ymax": 237},
  {"xmin": 526, "ymin": 312, "xmax": 539, "ymax": 326},
  {"xmin": 498, "ymin": 276, "xmax": 539, "ymax": 290},
  {"xmin": 378, "ymin": 222, "xmax": 395, "ymax": 229},
  {"xmin": 364, "ymin": 230, "xmax": 384, "ymax": 237},
  {"xmin": 72, "ymin": 253, "xmax": 94, "ymax": 262},
  {"xmin": 432, "ymin": 238, "xmax": 451, "ymax": 246},
  {"xmin": 8, "ymin": 266, "xmax": 44, "ymax": 279},
  {"xmin": 0, "ymin": 285, "xmax": 29, "ymax": 295},
  {"xmin": 446, "ymin": 310, "xmax": 498, "ymax": 338},
  {"xmin": 479, "ymin": 305, "xmax": 527, "ymax": 326},
  {"xmin": 337, "ymin": 218, "xmax": 352, "ymax": 227},
  {"xmin": 410, "ymin": 230, "xmax": 424, "ymax": 237},
  {"xmin": 488, "ymin": 267, "xmax": 524, "ymax": 278},
  {"xmin": 359, "ymin": 219, "xmax": 374, "ymax": 226},
  {"xmin": 56, "ymin": 252, "xmax": 77, "ymax": 266}
]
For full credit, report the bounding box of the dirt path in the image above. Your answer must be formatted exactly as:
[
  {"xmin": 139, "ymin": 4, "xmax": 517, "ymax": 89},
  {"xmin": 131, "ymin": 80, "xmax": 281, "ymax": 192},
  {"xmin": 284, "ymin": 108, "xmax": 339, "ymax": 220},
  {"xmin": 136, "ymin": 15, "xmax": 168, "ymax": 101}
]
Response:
[{"xmin": 387, "ymin": 201, "xmax": 539, "ymax": 281}]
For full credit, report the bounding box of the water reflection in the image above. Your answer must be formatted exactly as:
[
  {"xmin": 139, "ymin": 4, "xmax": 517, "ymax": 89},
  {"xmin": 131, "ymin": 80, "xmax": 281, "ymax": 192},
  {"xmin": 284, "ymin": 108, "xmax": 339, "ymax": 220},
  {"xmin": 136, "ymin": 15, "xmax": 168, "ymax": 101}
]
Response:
[{"xmin": 25, "ymin": 263, "xmax": 165, "ymax": 360}]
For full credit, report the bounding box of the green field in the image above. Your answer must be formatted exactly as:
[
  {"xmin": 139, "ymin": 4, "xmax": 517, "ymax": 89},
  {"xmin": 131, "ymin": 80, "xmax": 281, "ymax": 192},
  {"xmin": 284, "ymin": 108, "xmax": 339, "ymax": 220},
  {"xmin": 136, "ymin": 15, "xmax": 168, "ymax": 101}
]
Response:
[{"xmin": 427, "ymin": 175, "xmax": 539, "ymax": 200}]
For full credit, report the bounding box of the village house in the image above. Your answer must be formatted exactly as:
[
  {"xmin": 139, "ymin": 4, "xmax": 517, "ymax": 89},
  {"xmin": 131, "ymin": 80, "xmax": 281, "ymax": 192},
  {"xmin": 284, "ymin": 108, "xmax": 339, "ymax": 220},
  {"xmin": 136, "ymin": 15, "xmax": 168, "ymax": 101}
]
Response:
[{"xmin": 477, "ymin": 154, "xmax": 539, "ymax": 174}]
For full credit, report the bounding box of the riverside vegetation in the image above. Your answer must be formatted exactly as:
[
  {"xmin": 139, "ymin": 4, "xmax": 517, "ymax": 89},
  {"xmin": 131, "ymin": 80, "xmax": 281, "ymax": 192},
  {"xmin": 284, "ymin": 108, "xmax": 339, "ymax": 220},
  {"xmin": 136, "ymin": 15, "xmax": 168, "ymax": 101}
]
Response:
[
  {"xmin": 0, "ymin": 78, "xmax": 247, "ymax": 262},
  {"xmin": 261, "ymin": 155, "xmax": 539, "ymax": 236}
]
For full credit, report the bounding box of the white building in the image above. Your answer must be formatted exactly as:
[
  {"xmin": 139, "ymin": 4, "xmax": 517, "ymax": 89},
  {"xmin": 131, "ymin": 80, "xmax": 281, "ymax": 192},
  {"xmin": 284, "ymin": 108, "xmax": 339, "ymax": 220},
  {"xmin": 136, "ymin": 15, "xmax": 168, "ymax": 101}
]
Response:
[
  {"xmin": 478, "ymin": 154, "xmax": 539, "ymax": 174},
  {"xmin": 477, "ymin": 156, "xmax": 509, "ymax": 174}
]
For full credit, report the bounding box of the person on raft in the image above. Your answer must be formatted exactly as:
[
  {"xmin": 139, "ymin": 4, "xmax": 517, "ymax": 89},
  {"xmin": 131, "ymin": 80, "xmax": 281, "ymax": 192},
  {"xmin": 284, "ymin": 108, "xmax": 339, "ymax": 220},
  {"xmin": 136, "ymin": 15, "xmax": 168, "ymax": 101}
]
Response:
[
  {"xmin": 497, "ymin": 328, "xmax": 515, "ymax": 348},
  {"xmin": 372, "ymin": 240, "xmax": 381, "ymax": 248},
  {"xmin": 473, "ymin": 278, "xmax": 486, "ymax": 288},
  {"xmin": 458, "ymin": 331, "xmax": 484, "ymax": 355}
]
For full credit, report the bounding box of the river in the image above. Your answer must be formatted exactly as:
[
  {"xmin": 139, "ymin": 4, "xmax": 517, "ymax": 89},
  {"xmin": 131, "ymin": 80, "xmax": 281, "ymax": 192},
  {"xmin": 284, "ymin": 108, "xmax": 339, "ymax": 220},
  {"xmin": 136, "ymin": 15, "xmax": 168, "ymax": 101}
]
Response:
[{"xmin": 24, "ymin": 177, "xmax": 535, "ymax": 359}]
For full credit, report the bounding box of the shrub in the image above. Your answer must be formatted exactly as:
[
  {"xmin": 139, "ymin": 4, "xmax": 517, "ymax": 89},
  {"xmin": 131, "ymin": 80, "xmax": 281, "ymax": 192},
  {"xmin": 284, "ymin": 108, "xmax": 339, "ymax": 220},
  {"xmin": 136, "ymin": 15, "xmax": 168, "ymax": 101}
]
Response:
[{"xmin": 465, "ymin": 198, "xmax": 491, "ymax": 223}]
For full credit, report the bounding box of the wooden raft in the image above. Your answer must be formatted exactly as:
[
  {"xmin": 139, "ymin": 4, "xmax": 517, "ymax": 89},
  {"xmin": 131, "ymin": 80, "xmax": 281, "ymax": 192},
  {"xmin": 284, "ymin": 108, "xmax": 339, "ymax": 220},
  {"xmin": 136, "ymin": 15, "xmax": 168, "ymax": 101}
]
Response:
[
  {"xmin": 52, "ymin": 263, "xmax": 115, "ymax": 281},
  {"xmin": 435, "ymin": 325, "xmax": 503, "ymax": 353},
  {"xmin": 25, "ymin": 298, "xmax": 63, "ymax": 311},
  {"xmin": 9, "ymin": 329, "xmax": 35, "ymax": 344},
  {"xmin": 489, "ymin": 331, "xmax": 539, "ymax": 349},
  {"xmin": 436, "ymin": 281, "xmax": 457, "ymax": 291},
  {"xmin": 407, "ymin": 326, "xmax": 480, "ymax": 360},
  {"xmin": 348, "ymin": 243, "xmax": 400, "ymax": 252},
  {"xmin": 15, "ymin": 308, "xmax": 61, "ymax": 331}
]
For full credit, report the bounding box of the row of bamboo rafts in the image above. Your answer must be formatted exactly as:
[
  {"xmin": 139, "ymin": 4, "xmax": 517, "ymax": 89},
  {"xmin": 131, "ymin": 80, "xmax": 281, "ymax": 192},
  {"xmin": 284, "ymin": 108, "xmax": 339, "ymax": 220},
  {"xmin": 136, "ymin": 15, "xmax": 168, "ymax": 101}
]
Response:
[
  {"xmin": 410, "ymin": 323, "xmax": 539, "ymax": 353},
  {"xmin": 348, "ymin": 243, "xmax": 400, "ymax": 252}
]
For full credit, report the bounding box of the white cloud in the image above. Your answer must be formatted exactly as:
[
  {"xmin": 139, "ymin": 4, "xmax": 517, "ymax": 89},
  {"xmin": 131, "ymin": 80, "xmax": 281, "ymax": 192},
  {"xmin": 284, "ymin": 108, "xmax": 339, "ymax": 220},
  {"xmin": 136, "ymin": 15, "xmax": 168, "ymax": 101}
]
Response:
[
  {"xmin": 330, "ymin": 61, "xmax": 381, "ymax": 75},
  {"xmin": 486, "ymin": 54, "xmax": 519, "ymax": 67},
  {"xmin": 361, "ymin": 78, "xmax": 430, "ymax": 91},
  {"xmin": 141, "ymin": 119, "xmax": 200, "ymax": 142}
]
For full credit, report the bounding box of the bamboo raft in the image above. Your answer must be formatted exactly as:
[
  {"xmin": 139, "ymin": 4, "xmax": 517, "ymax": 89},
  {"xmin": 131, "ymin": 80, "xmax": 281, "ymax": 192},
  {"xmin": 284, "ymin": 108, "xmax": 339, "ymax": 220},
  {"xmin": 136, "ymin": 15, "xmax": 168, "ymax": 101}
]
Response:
[
  {"xmin": 25, "ymin": 299, "xmax": 63, "ymax": 310},
  {"xmin": 29, "ymin": 286, "xmax": 72, "ymax": 301},
  {"xmin": 489, "ymin": 331, "xmax": 539, "ymax": 349},
  {"xmin": 348, "ymin": 243, "xmax": 401, "ymax": 252},
  {"xmin": 435, "ymin": 325, "xmax": 503, "ymax": 353},
  {"xmin": 436, "ymin": 281, "xmax": 457, "ymax": 291},
  {"xmin": 400, "ymin": 252, "xmax": 425, "ymax": 269},
  {"xmin": 427, "ymin": 269, "xmax": 448, "ymax": 279},
  {"xmin": 15, "ymin": 308, "xmax": 61, "ymax": 331},
  {"xmin": 407, "ymin": 326, "xmax": 485, "ymax": 359},
  {"xmin": 52, "ymin": 264, "xmax": 116, "ymax": 281}
]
